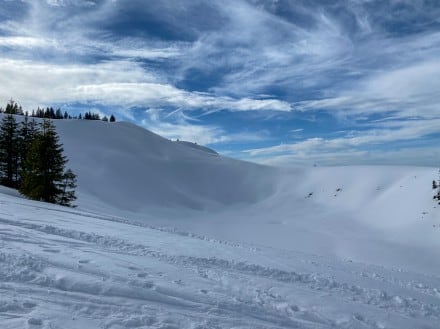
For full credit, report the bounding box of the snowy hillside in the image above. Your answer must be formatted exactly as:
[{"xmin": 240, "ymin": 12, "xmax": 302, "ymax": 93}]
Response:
[
  {"xmin": 1, "ymin": 118, "xmax": 440, "ymax": 328},
  {"xmin": 54, "ymin": 119, "xmax": 277, "ymax": 213}
]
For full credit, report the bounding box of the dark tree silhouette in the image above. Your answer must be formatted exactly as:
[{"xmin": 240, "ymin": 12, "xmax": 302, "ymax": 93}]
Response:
[
  {"xmin": 57, "ymin": 169, "xmax": 77, "ymax": 207},
  {"xmin": 0, "ymin": 114, "xmax": 19, "ymax": 187},
  {"xmin": 18, "ymin": 117, "xmax": 38, "ymax": 184},
  {"xmin": 4, "ymin": 100, "xmax": 23, "ymax": 115},
  {"xmin": 20, "ymin": 119, "xmax": 76, "ymax": 206}
]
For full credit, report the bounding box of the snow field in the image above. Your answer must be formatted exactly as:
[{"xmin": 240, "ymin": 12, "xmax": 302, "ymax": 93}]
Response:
[
  {"xmin": 1, "ymin": 117, "xmax": 439, "ymax": 328},
  {"xmin": 1, "ymin": 192, "xmax": 440, "ymax": 328}
]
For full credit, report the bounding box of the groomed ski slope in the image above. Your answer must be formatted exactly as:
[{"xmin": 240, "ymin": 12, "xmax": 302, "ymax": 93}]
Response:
[{"xmin": 1, "ymin": 118, "xmax": 440, "ymax": 328}]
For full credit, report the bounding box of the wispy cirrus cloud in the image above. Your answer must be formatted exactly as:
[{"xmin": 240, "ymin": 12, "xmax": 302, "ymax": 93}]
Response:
[
  {"xmin": 251, "ymin": 147, "xmax": 440, "ymax": 167},
  {"xmin": 0, "ymin": 59, "xmax": 291, "ymax": 112},
  {"xmin": 0, "ymin": 36, "xmax": 53, "ymax": 48},
  {"xmin": 243, "ymin": 118, "xmax": 440, "ymax": 165},
  {"xmin": 0, "ymin": 0, "xmax": 439, "ymax": 165},
  {"xmin": 296, "ymin": 60, "xmax": 440, "ymax": 119},
  {"xmin": 141, "ymin": 108, "xmax": 269, "ymax": 146}
]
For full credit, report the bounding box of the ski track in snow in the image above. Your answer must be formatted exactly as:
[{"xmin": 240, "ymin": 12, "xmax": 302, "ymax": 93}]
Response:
[
  {"xmin": 1, "ymin": 198, "xmax": 257, "ymax": 252},
  {"xmin": 1, "ymin": 195, "xmax": 440, "ymax": 329}
]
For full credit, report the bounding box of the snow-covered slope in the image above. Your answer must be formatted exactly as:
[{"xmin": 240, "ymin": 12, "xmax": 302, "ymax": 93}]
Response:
[
  {"xmin": 174, "ymin": 140, "xmax": 219, "ymax": 156},
  {"xmin": 1, "ymin": 117, "xmax": 440, "ymax": 328},
  {"xmin": 54, "ymin": 119, "xmax": 276, "ymax": 213},
  {"xmin": 189, "ymin": 166, "xmax": 440, "ymax": 275},
  {"xmin": 1, "ymin": 192, "xmax": 440, "ymax": 329}
]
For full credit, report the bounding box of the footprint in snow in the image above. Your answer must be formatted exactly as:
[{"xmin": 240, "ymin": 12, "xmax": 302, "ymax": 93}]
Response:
[
  {"xmin": 42, "ymin": 249, "xmax": 60, "ymax": 253},
  {"xmin": 78, "ymin": 259, "xmax": 90, "ymax": 264},
  {"xmin": 23, "ymin": 302, "xmax": 37, "ymax": 309},
  {"xmin": 27, "ymin": 318, "xmax": 43, "ymax": 326},
  {"xmin": 142, "ymin": 281, "xmax": 154, "ymax": 289}
]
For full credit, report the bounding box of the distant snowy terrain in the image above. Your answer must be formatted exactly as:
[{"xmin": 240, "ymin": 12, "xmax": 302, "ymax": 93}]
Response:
[
  {"xmin": 55, "ymin": 120, "xmax": 277, "ymax": 212},
  {"xmin": 1, "ymin": 118, "xmax": 439, "ymax": 328}
]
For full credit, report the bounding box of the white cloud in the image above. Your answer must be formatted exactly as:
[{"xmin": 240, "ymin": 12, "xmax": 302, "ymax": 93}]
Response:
[
  {"xmin": 243, "ymin": 118, "xmax": 440, "ymax": 165},
  {"xmin": 72, "ymin": 83, "xmax": 291, "ymax": 111},
  {"xmin": 249, "ymin": 146, "xmax": 440, "ymax": 167},
  {"xmin": 0, "ymin": 59, "xmax": 155, "ymax": 107},
  {"xmin": 0, "ymin": 36, "xmax": 54, "ymax": 48},
  {"xmin": 45, "ymin": 0, "xmax": 97, "ymax": 7},
  {"xmin": 179, "ymin": 0, "xmax": 353, "ymax": 96},
  {"xmin": 0, "ymin": 58, "xmax": 291, "ymax": 112},
  {"xmin": 296, "ymin": 60, "xmax": 440, "ymax": 118},
  {"xmin": 111, "ymin": 47, "xmax": 181, "ymax": 60},
  {"xmin": 1, "ymin": 0, "xmax": 439, "ymax": 167},
  {"xmin": 141, "ymin": 108, "xmax": 268, "ymax": 146}
]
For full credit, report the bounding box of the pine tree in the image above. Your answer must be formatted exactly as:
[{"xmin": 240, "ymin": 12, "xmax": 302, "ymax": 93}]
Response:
[
  {"xmin": 0, "ymin": 114, "xmax": 20, "ymax": 187},
  {"xmin": 57, "ymin": 169, "xmax": 77, "ymax": 207},
  {"xmin": 48, "ymin": 107, "xmax": 55, "ymax": 119},
  {"xmin": 17, "ymin": 117, "xmax": 38, "ymax": 184},
  {"xmin": 109, "ymin": 114, "xmax": 116, "ymax": 122},
  {"xmin": 56, "ymin": 108, "xmax": 63, "ymax": 119},
  {"xmin": 5, "ymin": 100, "xmax": 22, "ymax": 115},
  {"xmin": 20, "ymin": 119, "xmax": 72, "ymax": 204}
]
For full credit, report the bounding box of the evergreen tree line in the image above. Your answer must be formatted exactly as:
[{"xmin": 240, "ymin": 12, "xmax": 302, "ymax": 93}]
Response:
[
  {"xmin": 0, "ymin": 100, "xmax": 116, "ymax": 122},
  {"xmin": 0, "ymin": 113, "xmax": 77, "ymax": 207},
  {"xmin": 79, "ymin": 111, "xmax": 115, "ymax": 122}
]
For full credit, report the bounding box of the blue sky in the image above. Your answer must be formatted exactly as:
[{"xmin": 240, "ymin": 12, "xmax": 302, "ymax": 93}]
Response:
[{"xmin": 0, "ymin": 0, "xmax": 439, "ymax": 166}]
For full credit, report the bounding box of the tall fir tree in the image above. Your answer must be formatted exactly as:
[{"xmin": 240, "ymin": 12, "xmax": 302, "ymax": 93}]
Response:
[
  {"xmin": 20, "ymin": 119, "xmax": 74, "ymax": 205},
  {"xmin": 17, "ymin": 117, "xmax": 38, "ymax": 184},
  {"xmin": 57, "ymin": 169, "xmax": 77, "ymax": 207},
  {"xmin": 0, "ymin": 114, "xmax": 20, "ymax": 187},
  {"xmin": 4, "ymin": 100, "xmax": 23, "ymax": 115}
]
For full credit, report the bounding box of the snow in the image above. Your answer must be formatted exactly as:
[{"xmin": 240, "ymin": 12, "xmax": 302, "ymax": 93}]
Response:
[
  {"xmin": 1, "ymin": 117, "xmax": 440, "ymax": 328},
  {"xmin": 55, "ymin": 120, "xmax": 276, "ymax": 212}
]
